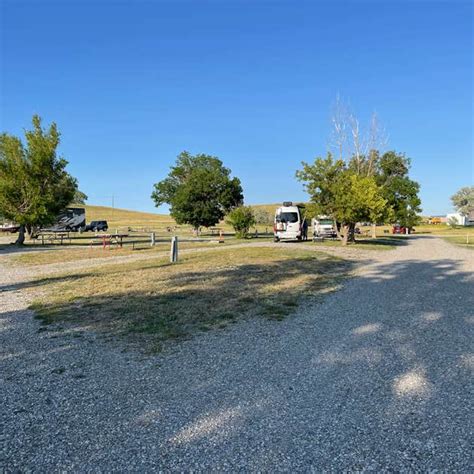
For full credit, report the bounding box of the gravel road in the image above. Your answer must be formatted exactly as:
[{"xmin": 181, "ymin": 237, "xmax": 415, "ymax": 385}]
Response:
[{"xmin": 1, "ymin": 236, "xmax": 473, "ymax": 471}]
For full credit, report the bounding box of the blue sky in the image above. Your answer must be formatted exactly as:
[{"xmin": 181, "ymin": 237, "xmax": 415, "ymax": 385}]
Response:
[{"xmin": 1, "ymin": 0, "xmax": 472, "ymax": 215}]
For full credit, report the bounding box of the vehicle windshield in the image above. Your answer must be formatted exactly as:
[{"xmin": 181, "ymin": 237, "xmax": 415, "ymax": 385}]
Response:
[
  {"xmin": 319, "ymin": 219, "xmax": 333, "ymax": 225},
  {"xmin": 276, "ymin": 212, "xmax": 299, "ymax": 223}
]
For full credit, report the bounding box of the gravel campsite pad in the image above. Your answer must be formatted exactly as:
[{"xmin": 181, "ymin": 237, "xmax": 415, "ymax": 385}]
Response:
[{"xmin": 1, "ymin": 236, "xmax": 473, "ymax": 471}]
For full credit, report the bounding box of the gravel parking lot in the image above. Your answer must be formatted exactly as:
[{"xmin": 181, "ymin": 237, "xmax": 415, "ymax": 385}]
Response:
[{"xmin": 1, "ymin": 236, "xmax": 473, "ymax": 471}]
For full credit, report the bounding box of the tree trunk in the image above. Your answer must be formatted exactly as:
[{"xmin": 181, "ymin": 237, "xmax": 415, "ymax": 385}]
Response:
[
  {"xmin": 341, "ymin": 224, "xmax": 349, "ymax": 245},
  {"xmin": 371, "ymin": 223, "xmax": 377, "ymax": 239},
  {"xmin": 348, "ymin": 222, "xmax": 356, "ymax": 243},
  {"xmin": 334, "ymin": 221, "xmax": 343, "ymax": 241},
  {"xmin": 15, "ymin": 225, "xmax": 26, "ymax": 246}
]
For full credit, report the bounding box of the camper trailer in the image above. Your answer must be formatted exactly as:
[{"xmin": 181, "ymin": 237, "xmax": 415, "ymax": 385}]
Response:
[
  {"xmin": 45, "ymin": 208, "xmax": 86, "ymax": 232},
  {"xmin": 274, "ymin": 202, "xmax": 306, "ymax": 242}
]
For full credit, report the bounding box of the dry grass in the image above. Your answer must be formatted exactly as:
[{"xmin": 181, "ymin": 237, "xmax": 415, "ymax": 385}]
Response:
[
  {"xmin": 312, "ymin": 236, "xmax": 403, "ymax": 250},
  {"xmin": 75, "ymin": 204, "xmax": 174, "ymax": 230},
  {"xmin": 443, "ymin": 235, "xmax": 474, "ymax": 248},
  {"xmin": 30, "ymin": 246, "xmax": 351, "ymax": 352},
  {"xmin": 7, "ymin": 240, "xmax": 248, "ymax": 266},
  {"xmin": 359, "ymin": 223, "xmax": 474, "ymax": 237}
]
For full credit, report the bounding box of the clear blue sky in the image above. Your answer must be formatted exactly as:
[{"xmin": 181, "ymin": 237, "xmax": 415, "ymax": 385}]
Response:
[{"xmin": 1, "ymin": 0, "xmax": 472, "ymax": 215}]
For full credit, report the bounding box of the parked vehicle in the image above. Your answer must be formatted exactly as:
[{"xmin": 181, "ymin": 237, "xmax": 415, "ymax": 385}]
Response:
[
  {"xmin": 85, "ymin": 220, "xmax": 108, "ymax": 232},
  {"xmin": 312, "ymin": 216, "xmax": 337, "ymax": 239},
  {"xmin": 0, "ymin": 223, "xmax": 20, "ymax": 233},
  {"xmin": 274, "ymin": 202, "xmax": 306, "ymax": 242},
  {"xmin": 392, "ymin": 224, "xmax": 411, "ymax": 234},
  {"xmin": 42, "ymin": 208, "xmax": 86, "ymax": 232}
]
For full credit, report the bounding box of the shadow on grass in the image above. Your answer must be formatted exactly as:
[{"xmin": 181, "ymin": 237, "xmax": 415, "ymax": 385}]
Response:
[
  {"xmin": 354, "ymin": 236, "xmax": 409, "ymax": 247},
  {"xmin": 28, "ymin": 254, "xmax": 360, "ymax": 352}
]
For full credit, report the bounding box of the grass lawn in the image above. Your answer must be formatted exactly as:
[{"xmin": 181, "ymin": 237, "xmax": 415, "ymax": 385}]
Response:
[
  {"xmin": 312, "ymin": 235, "xmax": 405, "ymax": 250},
  {"xmin": 360, "ymin": 223, "xmax": 474, "ymax": 237},
  {"xmin": 29, "ymin": 246, "xmax": 351, "ymax": 352},
  {"xmin": 8, "ymin": 239, "xmax": 248, "ymax": 266},
  {"xmin": 443, "ymin": 235, "xmax": 474, "ymax": 249}
]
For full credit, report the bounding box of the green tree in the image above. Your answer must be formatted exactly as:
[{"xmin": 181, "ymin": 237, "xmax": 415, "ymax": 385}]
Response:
[
  {"xmin": 0, "ymin": 116, "xmax": 78, "ymax": 245},
  {"xmin": 226, "ymin": 206, "xmax": 256, "ymax": 238},
  {"xmin": 451, "ymin": 186, "xmax": 474, "ymax": 216},
  {"xmin": 151, "ymin": 151, "xmax": 243, "ymax": 231},
  {"xmin": 73, "ymin": 190, "xmax": 88, "ymax": 204},
  {"xmin": 296, "ymin": 154, "xmax": 388, "ymax": 245},
  {"xmin": 375, "ymin": 151, "xmax": 421, "ymax": 230}
]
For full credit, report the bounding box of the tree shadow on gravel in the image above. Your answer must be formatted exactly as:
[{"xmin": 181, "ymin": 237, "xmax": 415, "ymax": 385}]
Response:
[
  {"xmin": 2, "ymin": 246, "xmax": 473, "ymax": 471},
  {"xmin": 129, "ymin": 256, "xmax": 473, "ymax": 471}
]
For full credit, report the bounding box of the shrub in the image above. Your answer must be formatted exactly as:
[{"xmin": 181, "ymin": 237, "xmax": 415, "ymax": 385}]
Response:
[{"xmin": 226, "ymin": 206, "xmax": 256, "ymax": 238}]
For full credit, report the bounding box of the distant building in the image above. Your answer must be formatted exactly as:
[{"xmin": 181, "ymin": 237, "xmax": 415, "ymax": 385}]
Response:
[
  {"xmin": 429, "ymin": 215, "xmax": 447, "ymax": 224},
  {"xmin": 446, "ymin": 211, "xmax": 474, "ymax": 226}
]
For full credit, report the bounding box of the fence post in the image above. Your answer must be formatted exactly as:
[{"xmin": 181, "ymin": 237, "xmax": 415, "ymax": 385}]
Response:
[
  {"xmin": 151, "ymin": 232, "xmax": 155, "ymax": 247},
  {"xmin": 170, "ymin": 236, "xmax": 178, "ymax": 263},
  {"xmin": 467, "ymin": 234, "xmax": 469, "ymax": 245}
]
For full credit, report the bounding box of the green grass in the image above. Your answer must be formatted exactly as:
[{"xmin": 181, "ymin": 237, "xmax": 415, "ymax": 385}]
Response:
[
  {"xmin": 29, "ymin": 246, "xmax": 352, "ymax": 352},
  {"xmin": 311, "ymin": 236, "xmax": 405, "ymax": 250},
  {"xmin": 443, "ymin": 235, "xmax": 474, "ymax": 249},
  {"xmin": 7, "ymin": 237, "xmax": 276, "ymax": 266}
]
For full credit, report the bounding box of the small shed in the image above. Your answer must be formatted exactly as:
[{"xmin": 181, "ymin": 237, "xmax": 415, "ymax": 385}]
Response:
[{"xmin": 447, "ymin": 211, "xmax": 474, "ymax": 226}]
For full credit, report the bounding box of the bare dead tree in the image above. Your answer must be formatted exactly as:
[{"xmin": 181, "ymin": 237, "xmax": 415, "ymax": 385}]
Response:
[
  {"xmin": 329, "ymin": 94, "xmax": 349, "ymax": 161},
  {"xmin": 366, "ymin": 111, "xmax": 389, "ymax": 177},
  {"xmin": 348, "ymin": 111, "xmax": 365, "ymax": 174}
]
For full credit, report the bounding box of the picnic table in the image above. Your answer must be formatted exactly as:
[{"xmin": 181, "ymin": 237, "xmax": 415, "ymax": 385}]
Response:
[
  {"xmin": 93, "ymin": 233, "xmax": 129, "ymax": 249},
  {"xmin": 36, "ymin": 232, "xmax": 71, "ymax": 245}
]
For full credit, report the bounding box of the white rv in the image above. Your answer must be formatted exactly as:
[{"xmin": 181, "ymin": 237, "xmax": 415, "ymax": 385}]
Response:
[
  {"xmin": 312, "ymin": 216, "xmax": 337, "ymax": 239},
  {"xmin": 274, "ymin": 202, "xmax": 306, "ymax": 242}
]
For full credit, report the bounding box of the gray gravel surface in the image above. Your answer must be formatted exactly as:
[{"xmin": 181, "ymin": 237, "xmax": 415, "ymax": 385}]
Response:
[{"xmin": 1, "ymin": 236, "xmax": 473, "ymax": 471}]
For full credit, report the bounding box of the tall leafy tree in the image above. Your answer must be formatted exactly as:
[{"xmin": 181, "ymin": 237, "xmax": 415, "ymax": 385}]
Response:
[
  {"xmin": 151, "ymin": 151, "xmax": 243, "ymax": 230},
  {"xmin": 375, "ymin": 151, "xmax": 421, "ymax": 230},
  {"xmin": 0, "ymin": 116, "xmax": 78, "ymax": 244},
  {"xmin": 297, "ymin": 154, "xmax": 388, "ymax": 245},
  {"xmin": 451, "ymin": 186, "xmax": 474, "ymax": 216},
  {"xmin": 297, "ymin": 150, "xmax": 420, "ymax": 244}
]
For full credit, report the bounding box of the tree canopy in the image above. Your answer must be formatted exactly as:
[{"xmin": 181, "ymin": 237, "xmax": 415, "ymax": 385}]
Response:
[
  {"xmin": 151, "ymin": 151, "xmax": 243, "ymax": 229},
  {"xmin": 73, "ymin": 190, "xmax": 88, "ymax": 205},
  {"xmin": 297, "ymin": 150, "xmax": 421, "ymax": 244},
  {"xmin": 0, "ymin": 115, "xmax": 78, "ymax": 244},
  {"xmin": 451, "ymin": 186, "xmax": 474, "ymax": 216}
]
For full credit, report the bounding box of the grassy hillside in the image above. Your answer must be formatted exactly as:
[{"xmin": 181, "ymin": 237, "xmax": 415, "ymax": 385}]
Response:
[
  {"xmin": 75, "ymin": 203, "xmax": 282, "ymax": 233},
  {"xmin": 75, "ymin": 204, "xmax": 175, "ymax": 231}
]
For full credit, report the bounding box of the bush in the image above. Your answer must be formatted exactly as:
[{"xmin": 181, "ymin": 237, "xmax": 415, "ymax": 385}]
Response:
[{"xmin": 226, "ymin": 206, "xmax": 256, "ymax": 238}]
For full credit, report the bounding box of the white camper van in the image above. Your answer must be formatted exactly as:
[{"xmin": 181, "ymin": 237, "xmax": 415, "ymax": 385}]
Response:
[
  {"xmin": 312, "ymin": 216, "xmax": 337, "ymax": 239},
  {"xmin": 274, "ymin": 202, "xmax": 306, "ymax": 242}
]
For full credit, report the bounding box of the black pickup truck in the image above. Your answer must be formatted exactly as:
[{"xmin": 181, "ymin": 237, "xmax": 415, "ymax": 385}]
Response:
[{"xmin": 84, "ymin": 220, "xmax": 108, "ymax": 232}]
